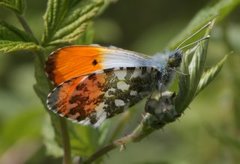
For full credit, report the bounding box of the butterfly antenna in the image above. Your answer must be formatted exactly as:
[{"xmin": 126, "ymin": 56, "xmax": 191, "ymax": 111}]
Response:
[
  {"xmin": 176, "ymin": 21, "xmax": 213, "ymax": 50},
  {"xmin": 177, "ymin": 35, "xmax": 210, "ymax": 51}
]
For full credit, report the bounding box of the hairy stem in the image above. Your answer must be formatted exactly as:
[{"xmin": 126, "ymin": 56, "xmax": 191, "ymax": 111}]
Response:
[{"xmin": 60, "ymin": 118, "xmax": 72, "ymax": 164}]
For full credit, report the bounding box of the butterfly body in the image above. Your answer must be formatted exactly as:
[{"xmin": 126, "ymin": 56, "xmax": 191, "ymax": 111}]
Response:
[{"xmin": 46, "ymin": 45, "xmax": 182, "ymax": 126}]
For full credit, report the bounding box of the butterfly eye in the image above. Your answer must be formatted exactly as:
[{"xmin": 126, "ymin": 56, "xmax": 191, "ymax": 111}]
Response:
[{"xmin": 167, "ymin": 51, "xmax": 182, "ymax": 68}]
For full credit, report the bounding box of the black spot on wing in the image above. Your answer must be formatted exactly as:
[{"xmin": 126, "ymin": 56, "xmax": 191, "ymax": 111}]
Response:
[
  {"xmin": 125, "ymin": 67, "xmax": 135, "ymax": 80},
  {"xmin": 141, "ymin": 67, "xmax": 147, "ymax": 75},
  {"xmin": 92, "ymin": 59, "xmax": 98, "ymax": 66},
  {"xmin": 126, "ymin": 67, "xmax": 135, "ymax": 71}
]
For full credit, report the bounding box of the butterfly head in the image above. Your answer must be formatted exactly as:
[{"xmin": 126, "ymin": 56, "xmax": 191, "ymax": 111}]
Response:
[{"xmin": 167, "ymin": 50, "xmax": 182, "ymax": 68}]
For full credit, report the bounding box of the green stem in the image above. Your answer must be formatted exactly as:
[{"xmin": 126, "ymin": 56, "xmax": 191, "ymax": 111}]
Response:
[
  {"xmin": 15, "ymin": 13, "xmax": 39, "ymax": 44},
  {"xmin": 14, "ymin": 6, "xmax": 72, "ymax": 164},
  {"xmin": 84, "ymin": 143, "xmax": 116, "ymax": 164},
  {"xmin": 34, "ymin": 50, "xmax": 72, "ymax": 164},
  {"xmin": 60, "ymin": 118, "xmax": 72, "ymax": 164},
  {"xmin": 85, "ymin": 128, "xmax": 155, "ymax": 164},
  {"xmin": 84, "ymin": 114, "xmax": 156, "ymax": 164}
]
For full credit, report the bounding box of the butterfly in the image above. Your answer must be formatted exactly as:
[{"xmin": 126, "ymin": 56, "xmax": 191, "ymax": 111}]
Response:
[
  {"xmin": 45, "ymin": 23, "xmax": 211, "ymax": 127},
  {"xmin": 45, "ymin": 45, "xmax": 182, "ymax": 127}
]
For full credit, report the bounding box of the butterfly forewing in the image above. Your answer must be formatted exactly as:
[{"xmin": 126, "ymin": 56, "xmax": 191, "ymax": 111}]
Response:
[
  {"xmin": 45, "ymin": 45, "xmax": 150, "ymax": 85},
  {"xmin": 47, "ymin": 67, "xmax": 159, "ymax": 126}
]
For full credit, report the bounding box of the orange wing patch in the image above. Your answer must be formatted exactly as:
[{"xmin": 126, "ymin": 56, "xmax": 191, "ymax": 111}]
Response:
[
  {"xmin": 47, "ymin": 73, "xmax": 108, "ymax": 125},
  {"xmin": 46, "ymin": 46, "xmax": 106, "ymax": 85}
]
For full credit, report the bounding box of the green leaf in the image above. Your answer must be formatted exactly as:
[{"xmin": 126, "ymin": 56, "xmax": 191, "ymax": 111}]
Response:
[
  {"xmin": 174, "ymin": 18, "xmax": 215, "ymax": 113},
  {"xmin": 0, "ymin": 21, "xmax": 34, "ymax": 42},
  {"xmin": 0, "ymin": 0, "xmax": 25, "ymax": 14},
  {"xmin": 188, "ymin": 42, "xmax": 208, "ymax": 99},
  {"xmin": 175, "ymin": 40, "xmax": 209, "ymax": 113},
  {"xmin": 169, "ymin": 0, "xmax": 240, "ymax": 113},
  {"xmin": 165, "ymin": 0, "xmax": 240, "ymax": 114},
  {"xmin": 0, "ymin": 40, "xmax": 40, "ymax": 54},
  {"xmin": 167, "ymin": 0, "xmax": 240, "ymax": 49},
  {"xmin": 0, "ymin": 21, "xmax": 40, "ymax": 54},
  {"xmin": 98, "ymin": 121, "xmax": 111, "ymax": 145},
  {"xmin": 196, "ymin": 55, "xmax": 229, "ymax": 95},
  {"xmin": 69, "ymin": 124, "xmax": 100, "ymax": 157},
  {"xmin": 176, "ymin": 48, "xmax": 192, "ymax": 105},
  {"xmin": 42, "ymin": 0, "xmax": 105, "ymax": 46}
]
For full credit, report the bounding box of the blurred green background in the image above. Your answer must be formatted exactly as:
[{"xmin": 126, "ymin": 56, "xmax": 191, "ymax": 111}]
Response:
[{"xmin": 1, "ymin": 0, "xmax": 240, "ymax": 163}]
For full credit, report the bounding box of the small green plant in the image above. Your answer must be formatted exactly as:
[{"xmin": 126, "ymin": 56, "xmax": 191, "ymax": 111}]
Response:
[{"xmin": 0, "ymin": 0, "xmax": 239, "ymax": 163}]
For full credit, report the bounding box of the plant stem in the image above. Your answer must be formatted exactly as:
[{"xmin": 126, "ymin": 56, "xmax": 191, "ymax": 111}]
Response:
[
  {"xmin": 15, "ymin": 13, "xmax": 39, "ymax": 43},
  {"xmin": 84, "ymin": 114, "xmax": 156, "ymax": 164},
  {"xmin": 60, "ymin": 118, "xmax": 72, "ymax": 164},
  {"xmin": 84, "ymin": 143, "xmax": 116, "ymax": 164},
  {"xmin": 85, "ymin": 128, "xmax": 154, "ymax": 164},
  {"xmin": 14, "ymin": 6, "xmax": 72, "ymax": 164}
]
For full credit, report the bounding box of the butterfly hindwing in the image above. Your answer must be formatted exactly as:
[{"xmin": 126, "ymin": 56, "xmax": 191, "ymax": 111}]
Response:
[{"xmin": 47, "ymin": 67, "xmax": 159, "ymax": 126}]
